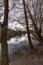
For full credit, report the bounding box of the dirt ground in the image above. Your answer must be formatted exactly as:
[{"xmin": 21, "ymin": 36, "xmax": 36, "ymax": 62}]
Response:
[{"xmin": 10, "ymin": 44, "xmax": 43, "ymax": 65}]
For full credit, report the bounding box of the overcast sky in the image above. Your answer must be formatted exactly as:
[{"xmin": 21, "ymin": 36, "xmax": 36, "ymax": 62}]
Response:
[{"xmin": 0, "ymin": 0, "xmax": 34, "ymax": 31}]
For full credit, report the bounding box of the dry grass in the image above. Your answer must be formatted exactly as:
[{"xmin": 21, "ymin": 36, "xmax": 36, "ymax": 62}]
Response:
[
  {"xmin": 0, "ymin": 43, "xmax": 43, "ymax": 65},
  {"xmin": 10, "ymin": 44, "xmax": 43, "ymax": 65}
]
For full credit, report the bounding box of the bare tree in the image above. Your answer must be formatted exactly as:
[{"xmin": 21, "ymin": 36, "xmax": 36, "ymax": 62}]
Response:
[{"xmin": 25, "ymin": 0, "xmax": 43, "ymax": 43}]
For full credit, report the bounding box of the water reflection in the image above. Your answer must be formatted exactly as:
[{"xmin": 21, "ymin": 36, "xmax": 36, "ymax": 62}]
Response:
[
  {"xmin": 7, "ymin": 35, "xmax": 27, "ymax": 44},
  {"xmin": 0, "ymin": 35, "xmax": 28, "ymax": 60}
]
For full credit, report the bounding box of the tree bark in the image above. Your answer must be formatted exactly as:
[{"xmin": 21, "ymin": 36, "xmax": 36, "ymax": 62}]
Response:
[{"xmin": 1, "ymin": 0, "xmax": 9, "ymax": 65}]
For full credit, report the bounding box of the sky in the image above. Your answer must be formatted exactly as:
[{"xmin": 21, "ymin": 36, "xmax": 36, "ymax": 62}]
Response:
[{"xmin": 0, "ymin": 0, "xmax": 33, "ymax": 30}]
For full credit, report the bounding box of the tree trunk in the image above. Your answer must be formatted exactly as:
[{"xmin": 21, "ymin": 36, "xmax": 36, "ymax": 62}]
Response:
[
  {"xmin": 22, "ymin": 0, "xmax": 33, "ymax": 49},
  {"xmin": 1, "ymin": 0, "xmax": 9, "ymax": 65}
]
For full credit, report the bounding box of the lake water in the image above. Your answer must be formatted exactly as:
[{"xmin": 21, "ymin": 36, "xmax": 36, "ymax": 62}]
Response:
[{"xmin": 0, "ymin": 36, "xmax": 39, "ymax": 61}]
